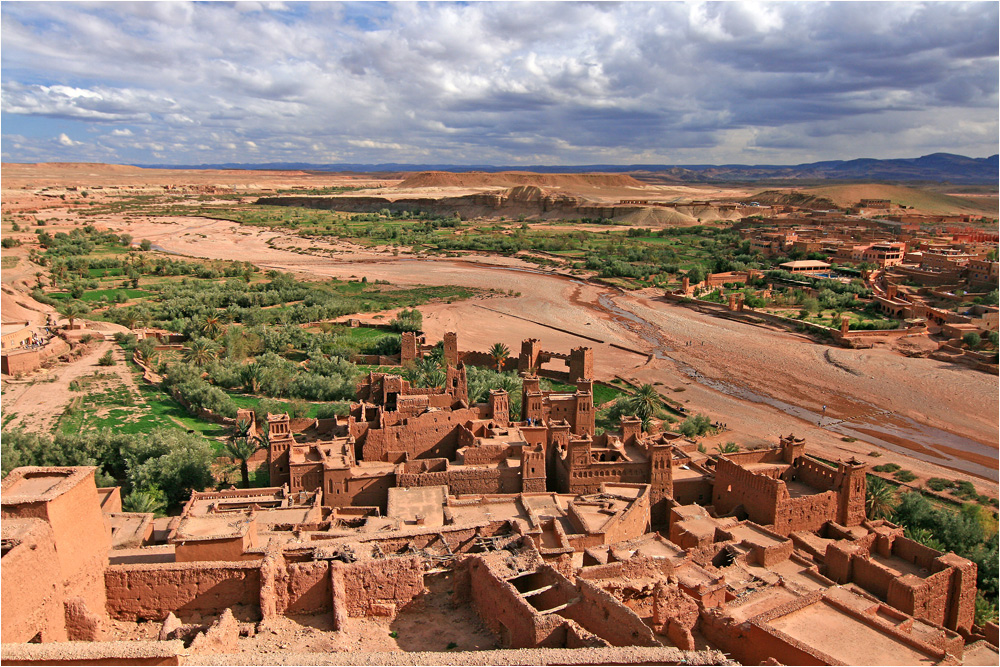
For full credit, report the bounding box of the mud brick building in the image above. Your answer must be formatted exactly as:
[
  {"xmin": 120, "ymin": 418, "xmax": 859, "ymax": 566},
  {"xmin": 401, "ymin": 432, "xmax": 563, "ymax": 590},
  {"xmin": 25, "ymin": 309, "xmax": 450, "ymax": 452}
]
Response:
[
  {"xmin": 711, "ymin": 435, "xmax": 867, "ymax": 535},
  {"xmin": 1, "ymin": 459, "xmax": 994, "ymax": 665},
  {"xmin": 517, "ymin": 338, "xmax": 593, "ymax": 382},
  {"xmin": 521, "ymin": 375, "xmax": 595, "ymax": 436},
  {"xmin": 1, "ymin": 467, "xmax": 111, "ymax": 643},
  {"xmin": 4, "ymin": 342, "xmax": 995, "ymax": 664}
]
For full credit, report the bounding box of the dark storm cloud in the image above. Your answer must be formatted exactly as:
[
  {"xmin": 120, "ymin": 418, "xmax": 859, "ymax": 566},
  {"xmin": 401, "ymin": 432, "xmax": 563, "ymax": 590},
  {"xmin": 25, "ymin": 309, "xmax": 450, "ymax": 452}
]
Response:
[{"xmin": 1, "ymin": 1, "xmax": 996, "ymax": 164}]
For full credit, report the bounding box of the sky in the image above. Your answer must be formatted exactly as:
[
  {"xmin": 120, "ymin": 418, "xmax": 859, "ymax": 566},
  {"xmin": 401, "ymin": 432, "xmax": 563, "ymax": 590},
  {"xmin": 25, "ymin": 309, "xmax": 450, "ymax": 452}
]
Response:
[{"xmin": 1, "ymin": 1, "xmax": 997, "ymax": 166}]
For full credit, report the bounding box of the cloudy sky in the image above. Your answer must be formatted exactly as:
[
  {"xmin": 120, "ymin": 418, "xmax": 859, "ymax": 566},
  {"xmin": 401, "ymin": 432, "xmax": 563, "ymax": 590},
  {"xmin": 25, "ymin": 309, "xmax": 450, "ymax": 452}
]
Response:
[{"xmin": 1, "ymin": 1, "xmax": 997, "ymax": 166}]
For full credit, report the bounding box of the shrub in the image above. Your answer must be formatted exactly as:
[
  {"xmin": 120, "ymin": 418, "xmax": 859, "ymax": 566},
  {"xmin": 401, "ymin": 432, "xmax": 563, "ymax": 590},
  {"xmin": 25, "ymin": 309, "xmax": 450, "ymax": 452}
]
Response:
[
  {"xmin": 926, "ymin": 477, "xmax": 955, "ymax": 492},
  {"xmin": 963, "ymin": 332, "xmax": 981, "ymax": 348},
  {"xmin": 97, "ymin": 350, "xmax": 115, "ymax": 366},
  {"xmin": 873, "ymin": 463, "xmax": 901, "ymax": 473},
  {"xmin": 893, "ymin": 469, "xmax": 917, "ymax": 483}
]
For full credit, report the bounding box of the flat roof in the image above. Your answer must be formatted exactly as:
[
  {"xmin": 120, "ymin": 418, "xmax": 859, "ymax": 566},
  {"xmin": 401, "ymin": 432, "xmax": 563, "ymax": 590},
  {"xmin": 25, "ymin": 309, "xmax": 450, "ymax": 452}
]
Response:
[
  {"xmin": 779, "ymin": 260, "xmax": 832, "ymax": 269},
  {"xmin": 387, "ymin": 485, "xmax": 446, "ymax": 527},
  {"xmin": 1, "ymin": 467, "xmax": 93, "ymax": 505},
  {"xmin": 767, "ymin": 600, "xmax": 937, "ymax": 665}
]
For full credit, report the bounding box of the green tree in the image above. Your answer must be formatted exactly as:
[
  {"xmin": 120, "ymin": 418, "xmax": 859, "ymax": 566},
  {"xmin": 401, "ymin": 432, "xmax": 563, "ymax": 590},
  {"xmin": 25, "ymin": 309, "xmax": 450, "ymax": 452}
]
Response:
[
  {"xmin": 240, "ymin": 361, "xmax": 264, "ymax": 394},
  {"xmin": 489, "ymin": 342, "xmax": 510, "ymax": 371},
  {"xmin": 390, "ymin": 308, "xmax": 423, "ymax": 333},
  {"xmin": 715, "ymin": 441, "xmax": 740, "ymax": 454},
  {"xmin": 224, "ymin": 431, "xmax": 263, "ymax": 488},
  {"xmin": 57, "ymin": 300, "xmax": 90, "ymax": 329},
  {"xmin": 963, "ymin": 332, "xmax": 981, "ymax": 348},
  {"xmin": 202, "ymin": 315, "xmax": 225, "ymax": 339},
  {"xmin": 184, "ymin": 338, "xmax": 218, "ymax": 368},
  {"xmin": 122, "ymin": 486, "xmax": 167, "ymax": 516},
  {"xmin": 626, "ymin": 384, "xmax": 660, "ymax": 420},
  {"xmin": 866, "ymin": 475, "xmax": 897, "ymax": 520}
]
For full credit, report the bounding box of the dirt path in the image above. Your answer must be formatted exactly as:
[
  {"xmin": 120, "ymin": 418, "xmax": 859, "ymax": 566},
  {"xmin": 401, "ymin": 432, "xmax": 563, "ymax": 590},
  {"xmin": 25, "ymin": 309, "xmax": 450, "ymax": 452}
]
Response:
[{"xmin": 2, "ymin": 339, "xmax": 112, "ymax": 433}]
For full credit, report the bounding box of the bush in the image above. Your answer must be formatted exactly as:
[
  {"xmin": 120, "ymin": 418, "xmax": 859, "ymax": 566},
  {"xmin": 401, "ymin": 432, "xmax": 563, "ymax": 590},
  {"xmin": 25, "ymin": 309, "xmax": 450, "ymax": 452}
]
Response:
[
  {"xmin": 926, "ymin": 477, "xmax": 955, "ymax": 492},
  {"xmin": 893, "ymin": 469, "xmax": 917, "ymax": 483},
  {"xmin": 873, "ymin": 463, "xmax": 901, "ymax": 473},
  {"xmin": 390, "ymin": 308, "xmax": 422, "ymax": 333},
  {"xmin": 97, "ymin": 350, "xmax": 115, "ymax": 366},
  {"xmin": 677, "ymin": 413, "xmax": 714, "ymax": 438},
  {"xmin": 952, "ymin": 480, "xmax": 979, "ymax": 501},
  {"xmin": 963, "ymin": 332, "xmax": 982, "ymax": 348}
]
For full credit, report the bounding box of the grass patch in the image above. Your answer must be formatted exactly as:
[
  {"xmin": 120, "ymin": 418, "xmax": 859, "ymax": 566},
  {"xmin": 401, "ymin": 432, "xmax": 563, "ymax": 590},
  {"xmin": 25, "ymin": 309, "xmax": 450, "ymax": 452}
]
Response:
[{"xmin": 1, "ymin": 256, "xmax": 20, "ymax": 269}]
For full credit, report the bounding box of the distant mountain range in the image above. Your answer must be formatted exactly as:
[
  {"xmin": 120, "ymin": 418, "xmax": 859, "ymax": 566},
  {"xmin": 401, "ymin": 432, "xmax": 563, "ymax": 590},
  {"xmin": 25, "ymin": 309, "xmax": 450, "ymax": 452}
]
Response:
[{"xmin": 136, "ymin": 153, "xmax": 999, "ymax": 184}]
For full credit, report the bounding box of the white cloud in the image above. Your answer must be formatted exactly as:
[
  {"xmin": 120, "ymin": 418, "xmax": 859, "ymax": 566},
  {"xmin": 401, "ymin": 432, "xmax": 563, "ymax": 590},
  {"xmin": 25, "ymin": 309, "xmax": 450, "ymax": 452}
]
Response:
[
  {"xmin": 57, "ymin": 133, "xmax": 81, "ymax": 147},
  {"xmin": 1, "ymin": 1, "xmax": 996, "ymax": 164}
]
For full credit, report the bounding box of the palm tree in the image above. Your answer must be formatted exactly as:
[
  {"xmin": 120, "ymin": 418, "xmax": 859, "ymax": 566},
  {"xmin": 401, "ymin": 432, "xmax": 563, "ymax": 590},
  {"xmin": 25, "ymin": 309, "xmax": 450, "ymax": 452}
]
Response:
[
  {"xmin": 228, "ymin": 416, "xmax": 254, "ymax": 441},
  {"xmin": 202, "ymin": 315, "xmax": 224, "ymax": 339},
  {"xmin": 715, "ymin": 441, "xmax": 741, "ymax": 454},
  {"xmin": 866, "ymin": 475, "xmax": 897, "ymax": 520},
  {"xmin": 184, "ymin": 338, "xmax": 218, "ymax": 368},
  {"xmin": 489, "ymin": 343, "xmax": 510, "ymax": 371},
  {"xmin": 240, "ymin": 361, "xmax": 264, "ymax": 394},
  {"xmin": 58, "ymin": 300, "xmax": 90, "ymax": 329},
  {"xmin": 122, "ymin": 487, "xmax": 167, "ymax": 515},
  {"xmin": 626, "ymin": 384, "xmax": 660, "ymax": 420},
  {"xmin": 122, "ymin": 308, "xmax": 145, "ymax": 330},
  {"xmin": 224, "ymin": 433, "xmax": 263, "ymax": 488}
]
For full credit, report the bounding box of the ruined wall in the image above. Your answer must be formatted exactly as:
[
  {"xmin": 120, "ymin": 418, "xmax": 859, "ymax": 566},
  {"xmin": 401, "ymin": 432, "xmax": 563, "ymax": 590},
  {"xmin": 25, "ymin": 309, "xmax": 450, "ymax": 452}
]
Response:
[
  {"xmin": 395, "ymin": 465, "xmax": 522, "ymax": 496},
  {"xmin": 672, "ymin": 477, "xmax": 714, "ymax": 506},
  {"xmin": 562, "ymin": 578, "xmax": 660, "ymax": 647},
  {"xmin": 559, "ymin": 460, "xmax": 650, "ymax": 496},
  {"xmin": 283, "ymin": 561, "xmax": 332, "ymax": 615},
  {"xmin": 333, "ymin": 556, "xmax": 425, "ymax": 618},
  {"xmin": 711, "ymin": 457, "xmax": 780, "ymax": 525},
  {"xmin": 771, "ymin": 492, "xmax": 839, "ymax": 536},
  {"xmin": 597, "ymin": 490, "xmax": 651, "ymax": 546},
  {"xmin": 321, "ymin": 468, "xmax": 396, "ymax": 511},
  {"xmin": 464, "ymin": 558, "xmax": 567, "ymax": 649},
  {"xmin": 0, "ymin": 520, "xmax": 67, "ymax": 643},
  {"xmin": 105, "ymin": 562, "xmax": 262, "ymax": 622},
  {"xmin": 888, "ymin": 569, "xmax": 951, "ymax": 631},
  {"xmin": 794, "ymin": 457, "xmax": 837, "ymax": 492},
  {"xmin": 0, "ymin": 640, "xmax": 186, "ymax": 666}
]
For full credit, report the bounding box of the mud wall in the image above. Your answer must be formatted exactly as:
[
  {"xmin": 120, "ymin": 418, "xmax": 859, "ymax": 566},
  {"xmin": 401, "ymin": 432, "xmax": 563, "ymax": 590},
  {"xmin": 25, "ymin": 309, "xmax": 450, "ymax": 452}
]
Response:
[
  {"xmin": 361, "ymin": 407, "xmax": 481, "ymax": 462},
  {"xmin": 332, "ymin": 556, "xmax": 425, "ymax": 618},
  {"xmin": 105, "ymin": 562, "xmax": 262, "ymax": 621},
  {"xmin": 794, "ymin": 458, "xmax": 837, "ymax": 492},
  {"xmin": 0, "ymin": 520, "xmax": 67, "ymax": 643},
  {"xmin": 283, "ymin": 561, "xmax": 332, "ymax": 615},
  {"xmin": 771, "ymin": 492, "xmax": 838, "ymax": 536},
  {"xmin": 561, "ymin": 578, "xmax": 660, "ymax": 647},
  {"xmin": 464, "ymin": 558, "xmax": 566, "ymax": 649},
  {"xmin": 711, "ymin": 457, "xmax": 780, "ymax": 525}
]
